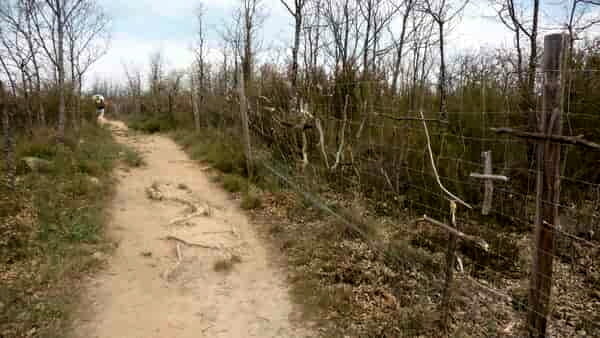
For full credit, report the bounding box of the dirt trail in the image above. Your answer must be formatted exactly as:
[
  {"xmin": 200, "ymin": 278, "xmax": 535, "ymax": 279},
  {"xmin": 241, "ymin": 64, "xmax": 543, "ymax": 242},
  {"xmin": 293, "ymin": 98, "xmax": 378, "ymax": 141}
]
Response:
[{"xmin": 72, "ymin": 120, "xmax": 311, "ymax": 338}]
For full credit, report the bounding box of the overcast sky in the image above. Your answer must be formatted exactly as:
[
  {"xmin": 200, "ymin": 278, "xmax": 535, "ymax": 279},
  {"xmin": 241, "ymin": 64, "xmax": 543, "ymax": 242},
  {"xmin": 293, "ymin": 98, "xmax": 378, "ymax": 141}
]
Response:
[{"xmin": 86, "ymin": 0, "xmax": 599, "ymax": 88}]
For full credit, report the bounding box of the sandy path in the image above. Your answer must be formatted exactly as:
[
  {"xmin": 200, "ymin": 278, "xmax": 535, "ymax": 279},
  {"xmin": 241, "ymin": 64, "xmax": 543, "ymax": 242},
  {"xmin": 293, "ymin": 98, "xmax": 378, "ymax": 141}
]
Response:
[{"xmin": 72, "ymin": 120, "xmax": 311, "ymax": 338}]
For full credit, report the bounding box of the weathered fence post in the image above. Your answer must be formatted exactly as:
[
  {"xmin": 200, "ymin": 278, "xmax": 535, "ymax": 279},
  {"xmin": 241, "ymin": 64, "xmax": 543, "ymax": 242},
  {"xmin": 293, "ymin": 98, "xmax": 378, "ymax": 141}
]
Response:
[
  {"xmin": 191, "ymin": 72, "xmax": 201, "ymax": 132},
  {"xmin": 527, "ymin": 33, "xmax": 568, "ymax": 338},
  {"xmin": 238, "ymin": 70, "xmax": 253, "ymax": 178},
  {"xmin": 440, "ymin": 201, "xmax": 459, "ymax": 331}
]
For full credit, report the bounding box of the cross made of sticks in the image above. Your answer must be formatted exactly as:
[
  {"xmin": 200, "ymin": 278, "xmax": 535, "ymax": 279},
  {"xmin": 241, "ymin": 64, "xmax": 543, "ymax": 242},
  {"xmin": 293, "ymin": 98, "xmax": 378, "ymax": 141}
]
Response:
[{"xmin": 469, "ymin": 150, "xmax": 509, "ymax": 215}]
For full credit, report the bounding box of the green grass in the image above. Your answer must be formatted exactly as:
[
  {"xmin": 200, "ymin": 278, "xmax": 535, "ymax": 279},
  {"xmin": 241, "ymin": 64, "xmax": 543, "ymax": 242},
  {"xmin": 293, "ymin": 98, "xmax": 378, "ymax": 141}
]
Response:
[
  {"xmin": 170, "ymin": 128, "xmax": 248, "ymax": 176},
  {"xmin": 240, "ymin": 190, "xmax": 262, "ymax": 210},
  {"xmin": 121, "ymin": 147, "xmax": 145, "ymax": 167},
  {"xmin": 0, "ymin": 121, "xmax": 140, "ymax": 337},
  {"xmin": 128, "ymin": 114, "xmax": 175, "ymax": 134},
  {"xmin": 222, "ymin": 174, "xmax": 246, "ymax": 193}
]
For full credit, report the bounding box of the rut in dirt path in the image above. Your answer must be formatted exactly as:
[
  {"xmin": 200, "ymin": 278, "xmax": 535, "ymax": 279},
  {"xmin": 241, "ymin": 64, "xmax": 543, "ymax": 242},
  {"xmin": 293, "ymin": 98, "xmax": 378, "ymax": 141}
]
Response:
[{"xmin": 72, "ymin": 121, "xmax": 312, "ymax": 338}]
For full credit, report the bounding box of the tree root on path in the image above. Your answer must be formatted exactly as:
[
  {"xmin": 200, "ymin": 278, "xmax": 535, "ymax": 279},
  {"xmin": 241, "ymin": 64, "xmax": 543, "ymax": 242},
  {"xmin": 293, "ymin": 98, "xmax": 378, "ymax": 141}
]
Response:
[
  {"xmin": 160, "ymin": 235, "xmax": 221, "ymax": 250},
  {"xmin": 146, "ymin": 183, "xmax": 212, "ymax": 226},
  {"xmin": 169, "ymin": 204, "xmax": 211, "ymax": 226},
  {"xmin": 163, "ymin": 243, "xmax": 183, "ymax": 281}
]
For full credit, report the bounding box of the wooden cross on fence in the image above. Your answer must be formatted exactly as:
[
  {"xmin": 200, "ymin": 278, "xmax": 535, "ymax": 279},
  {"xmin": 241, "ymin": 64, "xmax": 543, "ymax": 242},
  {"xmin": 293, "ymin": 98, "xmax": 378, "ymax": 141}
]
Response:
[{"xmin": 469, "ymin": 151, "xmax": 509, "ymax": 215}]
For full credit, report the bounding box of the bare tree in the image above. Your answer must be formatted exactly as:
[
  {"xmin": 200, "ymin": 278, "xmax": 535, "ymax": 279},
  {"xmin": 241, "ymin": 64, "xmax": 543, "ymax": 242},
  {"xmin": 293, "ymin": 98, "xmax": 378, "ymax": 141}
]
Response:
[
  {"xmin": 218, "ymin": 9, "xmax": 243, "ymax": 91},
  {"xmin": 0, "ymin": 0, "xmax": 45, "ymax": 126},
  {"xmin": 194, "ymin": 2, "xmax": 206, "ymax": 90},
  {"xmin": 122, "ymin": 61, "xmax": 142, "ymax": 113},
  {"xmin": 279, "ymin": 0, "xmax": 308, "ymax": 90},
  {"xmin": 495, "ymin": 0, "xmax": 539, "ymax": 134},
  {"xmin": 390, "ymin": 0, "xmax": 417, "ymax": 95},
  {"xmin": 240, "ymin": 0, "xmax": 264, "ymax": 90},
  {"xmin": 32, "ymin": 0, "xmax": 87, "ymax": 139},
  {"xmin": 166, "ymin": 70, "xmax": 184, "ymax": 117},
  {"xmin": 565, "ymin": 0, "xmax": 600, "ymax": 55},
  {"xmin": 0, "ymin": 80, "xmax": 15, "ymax": 189},
  {"xmin": 65, "ymin": 0, "xmax": 110, "ymax": 124},
  {"xmin": 0, "ymin": 1, "xmax": 36, "ymax": 131},
  {"xmin": 149, "ymin": 49, "xmax": 165, "ymax": 113},
  {"xmin": 324, "ymin": 0, "xmax": 360, "ymax": 75},
  {"xmin": 192, "ymin": 2, "xmax": 206, "ymax": 131},
  {"xmin": 303, "ymin": 0, "xmax": 322, "ymax": 88},
  {"xmin": 422, "ymin": 0, "xmax": 469, "ymax": 119},
  {"xmin": 358, "ymin": 0, "xmax": 398, "ymax": 77}
]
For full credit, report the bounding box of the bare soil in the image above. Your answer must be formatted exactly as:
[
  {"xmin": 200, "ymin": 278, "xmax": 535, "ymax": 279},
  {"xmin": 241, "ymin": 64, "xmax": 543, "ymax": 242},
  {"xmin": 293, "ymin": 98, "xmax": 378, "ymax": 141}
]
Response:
[{"xmin": 71, "ymin": 120, "xmax": 312, "ymax": 338}]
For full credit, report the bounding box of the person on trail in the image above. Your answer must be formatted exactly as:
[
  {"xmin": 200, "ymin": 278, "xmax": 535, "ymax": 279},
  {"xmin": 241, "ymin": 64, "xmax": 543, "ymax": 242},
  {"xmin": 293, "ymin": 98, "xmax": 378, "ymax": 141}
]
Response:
[{"xmin": 93, "ymin": 94, "xmax": 106, "ymax": 125}]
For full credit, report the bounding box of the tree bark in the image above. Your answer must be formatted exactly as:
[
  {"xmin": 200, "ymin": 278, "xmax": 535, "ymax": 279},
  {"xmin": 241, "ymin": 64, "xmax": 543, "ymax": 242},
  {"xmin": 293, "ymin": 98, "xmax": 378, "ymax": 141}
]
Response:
[
  {"xmin": 57, "ymin": 0, "xmax": 67, "ymax": 139},
  {"xmin": 191, "ymin": 72, "xmax": 201, "ymax": 132},
  {"xmin": 1, "ymin": 81, "xmax": 15, "ymax": 190},
  {"xmin": 391, "ymin": 0, "xmax": 413, "ymax": 95},
  {"xmin": 527, "ymin": 33, "xmax": 566, "ymax": 338}
]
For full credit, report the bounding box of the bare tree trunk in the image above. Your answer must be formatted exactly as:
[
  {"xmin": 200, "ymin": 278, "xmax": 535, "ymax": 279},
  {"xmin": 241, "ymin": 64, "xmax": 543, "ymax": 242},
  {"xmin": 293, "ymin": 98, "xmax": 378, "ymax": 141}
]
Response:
[
  {"xmin": 361, "ymin": 0, "xmax": 373, "ymax": 77},
  {"xmin": 291, "ymin": 1, "xmax": 303, "ymax": 89},
  {"xmin": 57, "ymin": 0, "xmax": 67, "ymax": 139},
  {"xmin": 24, "ymin": 1, "xmax": 45, "ymax": 126},
  {"xmin": 391, "ymin": 0, "xmax": 413, "ymax": 94},
  {"xmin": 527, "ymin": 33, "xmax": 566, "ymax": 338},
  {"xmin": 438, "ymin": 21, "xmax": 447, "ymax": 119},
  {"xmin": 315, "ymin": 117, "xmax": 329, "ymax": 168},
  {"xmin": 20, "ymin": 67, "xmax": 34, "ymax": 134},
  {"xmin": 238, "ymin": 70, "xmax": 252, "ymax": 177},
  {"xmin": 1, "ymin": 81, "xmax": 15, "ymax": 190},
  {"xmin": 191, "ymin": 72, "xmax": 201, "ymax": 132},
  {"xmin": 77, "ymin": 73, "xmax": 84, "ymax": 124}
]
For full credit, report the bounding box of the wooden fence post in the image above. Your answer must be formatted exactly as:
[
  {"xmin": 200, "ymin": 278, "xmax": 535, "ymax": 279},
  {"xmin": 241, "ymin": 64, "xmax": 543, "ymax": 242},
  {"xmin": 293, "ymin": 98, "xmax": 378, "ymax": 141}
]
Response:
[
  {"xmin": 191, "ymin": 71, "xmax": 201, "ymax": 132},
  {"xmin": 238, "ymin": 70, "xmax": 253, "ymax": 178},
  {"xmin": 440, "ymin": 201, "xmax": 459, "ymax": 331},
  {"xmin": 527, "ymin": 33, "xmax": 568, "ymax": 338}
]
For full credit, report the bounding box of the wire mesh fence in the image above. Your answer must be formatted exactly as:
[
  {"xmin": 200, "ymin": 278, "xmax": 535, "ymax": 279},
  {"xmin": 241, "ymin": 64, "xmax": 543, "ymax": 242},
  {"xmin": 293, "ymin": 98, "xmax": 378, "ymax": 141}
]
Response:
[{"xmin": 198, "ymin": 35, "xmax": 600, "ymax": 337}]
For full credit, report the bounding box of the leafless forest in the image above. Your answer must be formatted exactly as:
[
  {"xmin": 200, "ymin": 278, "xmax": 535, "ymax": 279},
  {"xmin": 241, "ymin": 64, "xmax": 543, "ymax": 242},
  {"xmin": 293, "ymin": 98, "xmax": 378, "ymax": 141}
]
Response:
[{"xmin": 2, "ymin": 0, "xmax": 600, "ymax": 337}]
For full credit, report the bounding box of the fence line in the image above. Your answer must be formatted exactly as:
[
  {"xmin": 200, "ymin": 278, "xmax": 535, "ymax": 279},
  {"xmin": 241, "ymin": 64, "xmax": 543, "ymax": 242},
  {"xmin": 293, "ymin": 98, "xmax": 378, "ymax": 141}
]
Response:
[{"xmin": 207, "ymin": 33, "xmax": 600, "ymax": 337}]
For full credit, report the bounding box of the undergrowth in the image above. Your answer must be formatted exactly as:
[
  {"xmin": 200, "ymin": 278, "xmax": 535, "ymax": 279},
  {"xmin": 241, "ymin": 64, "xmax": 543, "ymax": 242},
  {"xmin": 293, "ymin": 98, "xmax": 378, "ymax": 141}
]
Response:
[{"xmin": 0, "ymin": 122, "xmax": 141, "ymax": 337}]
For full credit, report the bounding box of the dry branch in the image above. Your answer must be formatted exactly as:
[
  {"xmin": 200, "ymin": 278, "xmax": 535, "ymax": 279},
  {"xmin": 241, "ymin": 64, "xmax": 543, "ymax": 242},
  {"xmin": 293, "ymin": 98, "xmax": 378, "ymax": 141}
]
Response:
[
  {"xmin": 169, "ymin": 210, "xmax": 209, "ymax": 226},
  {"xmin": 160, "ymin": 235, "xmax": 221, "ymax": 250},
  {"xmin": 301, "ymin": 129, "xmax": 309, "ymax": 170},
  {"xmin": 469, "ymin": 173, "xmax": 509, "ymax": 182},
  {"xmin": 278, "ymin": 120, "xmax": 314, "ymax": 130},
  {"xmin": 170, "ymin": 197, "xmax": 199, "ymax": 213},
  {"xmin": 415, "ymin": 215, "xmax": 489, "ymax": 251},
  {"xmin": 419, "ymin": 111, "xmax": 472, "ymax": 209},
  {"xmin": 375, "ymin": 112, "xmax": 450, "ymax": 124},
  {"xmin": 163, "ymin": 243, "xmax": 184, "ymax": 281},
  {"xmin": 332, "ymin": 95, "xmax": 349, "ymax": 170},
  {"xmin": 176, "ymin": 243, "xmax": 183, "ymax": 261},
  {"xmin": 491, "ymin": 127, "xmax": 600, "ymax": 150},
  {"xmin": 315, "ymin": 117, "xmax": 329, "ymax": 168},
  {"xmin": 202, "ymin": 230, "xmax": 235, "ymax": 235}
]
